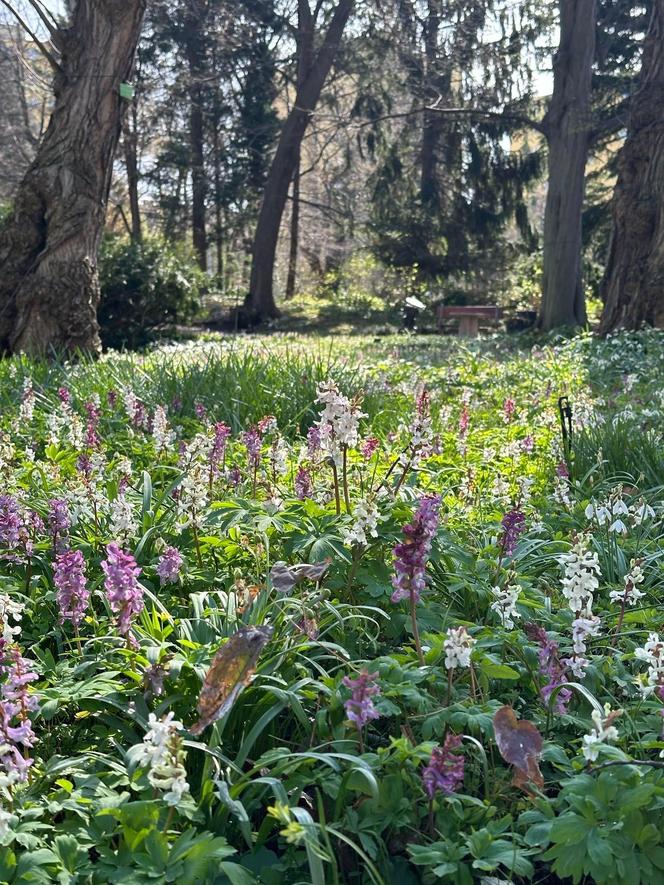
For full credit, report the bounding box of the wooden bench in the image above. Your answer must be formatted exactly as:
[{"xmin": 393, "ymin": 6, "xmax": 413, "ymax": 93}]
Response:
[{"xmin": 436, "ymin": 304, "xmax": 502, "ymax": 337}]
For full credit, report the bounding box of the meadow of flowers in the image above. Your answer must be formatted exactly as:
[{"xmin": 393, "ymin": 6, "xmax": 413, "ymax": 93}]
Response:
[{"xmin": 0, "ymin": 329, "xmax": 663, "ymax": 883}]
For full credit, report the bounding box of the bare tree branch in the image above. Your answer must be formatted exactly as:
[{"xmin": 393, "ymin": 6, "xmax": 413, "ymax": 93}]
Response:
[
  {"xmin": 0, "ymin": 0, "xmax": 60, "ymax": 70},
  {"xmin": 23, "ymin": 0, "xmax": 59, "ymax": 37}
]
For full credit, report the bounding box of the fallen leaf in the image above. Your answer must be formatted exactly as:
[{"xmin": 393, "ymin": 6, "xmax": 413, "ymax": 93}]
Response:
[
  {"xmin": 493, "ymin": 705, "xmax": 544, "ymax": 793},
  {"xmin": 269, "ymin": 559, "xmax": 331, "ymax": 594},
  {"xmin": 190, "ymin": 625, "xmax": 274, "ymax": 735}
]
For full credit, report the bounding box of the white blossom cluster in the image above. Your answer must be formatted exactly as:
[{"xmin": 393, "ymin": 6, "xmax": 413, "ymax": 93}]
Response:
[
  {"xmin": 444, "ymin": 626, "xmax": 475, "ymax": 670},
  {"xmin": 559, "ymin": 535, "xmax": 602, "ymax": 678},
  {"xmin": 18, "ymin": 380, "xmax": 35, "ymax": 423},
  {"xmin": 0, "ymin": 595, "xmax": 24, "ymax": 642},
  {"xmin": 490, "ymin": 583, "xmax": 521, "ymax": 630},
  {"xmin": 559, "ymin": 535, "xmax": 600, "ymax": 615},
  {"xmin": 175, "ymin": 434, "xmax": 213, "ymax": 531},
  {"xmin": 585, "ymin": 488, "xmax": 656, "ymax": 535},
  {"xmin": 268, "ymin": 437, "xmax": 289, "ymax": 478},
  {"xmin": 582, "ymin": 704, "xmax": 621, "ymax": 762},
  {"xmin": 315, "ymin": 380, "xmax": 364, "ymax": 463},
  {"xmin": 609, "ymin": 560, "xmax": 645, "ymax": 607},
  {"xmin": 109, "ymin": 493, "xmax": 139, "ymax": 541},
  {"xmin": 132, "ymin": 712, "xmax": 190, "ymax": 806},
  {"xmin": 152, "ymin": 406, "xmax": 176, "ymax": 454},
  {"xmin": 342, "ymin": 499, "xmax": 379, "ymax": 547},
  {"xmin": 634, "ymin": 632, "xmax": 664, "ymax": 697}
]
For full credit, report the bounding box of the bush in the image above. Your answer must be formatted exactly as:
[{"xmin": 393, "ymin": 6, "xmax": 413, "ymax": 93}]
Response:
[{"xmin": 98, "ymin": 236, "xmax": 203, "ymax": 349}]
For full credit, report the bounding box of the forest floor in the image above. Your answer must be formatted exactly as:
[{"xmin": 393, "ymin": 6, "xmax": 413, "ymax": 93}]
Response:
[{"xmin": 0, "ymin": 329, "xmax": 663, "ymax": 883}]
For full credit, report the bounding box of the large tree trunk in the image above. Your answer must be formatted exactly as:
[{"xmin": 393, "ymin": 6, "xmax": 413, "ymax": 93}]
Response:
[
  {"xmin": 0, "ymin": 0, "xmax": 147, "ymax": 356},
  {"xmin": 539, "ymin": 0, "xmax": 596, "ymax": 331},
  {"xmin": 245, "ymin": 0, "xmax": 354, "ymax": 320},
  {"xmin": 599, "ymin": 1, "xmax": 664, "ymax": 333}
]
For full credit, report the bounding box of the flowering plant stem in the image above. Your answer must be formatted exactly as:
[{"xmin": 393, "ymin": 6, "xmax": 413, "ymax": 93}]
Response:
[
  {"xmin": 411, "ymin": 596, "xmax": 425, "ymax": 667},
  {"xmin": 341, "ymin": 446, "xmax": 351, "ymax": 513},
  {"xmin": 331, "ymin": 462, "xmax": 341, "ymax": 516}
]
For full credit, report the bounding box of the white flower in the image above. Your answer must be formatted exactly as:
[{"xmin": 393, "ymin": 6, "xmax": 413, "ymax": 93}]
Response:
[
  {"xmin": 342, "ymin": 499, "xmax": 379, "ymax": 547},
  {"xmin": 559, "ymin": 536, "xmax": 600, "ymax": 615},
  {"xmin": 631, "ymin": 500, "xmax": 656, "ymax": 526},
  {"xmin": 609, "ymin": 560, "xmax": 645, "ymax": 606},
  {"xmin": 582, "ymin": 704, "xmax": 620, "ymax": 762},
  {"xmin": 0, "ymin": 595, "xmax": 23, "ymax": 642},
  {"xmin": 133, "ymin": 712, "xmax": 190, "ymax": 806},
  {"xmin": 109, "ymin": 494, "xmax": 138, "ymax": 540},
  {"xmin": 571, "ymin": 614, "xmax": 601, "ymax": 655},
  {"xmin": 0, "ymin": 807, "xmax": 13, "ymax": 840},
  {"xmin": 315, "ymin": 380, "xmax": 364, "ymax": 462},
  {"xmin": 444, "ymin": 626, "xmax": 475, "ymax": 670},
  {"xmin": 490, "ymin": 584, "xmax": 521, "ymax": 629},
  {"xmin": 634, "ymin": 632, "xmax": 664, "ymax": 697},
  {"xmin": 153, "ymin": 406, "xmax": 176, "ymax": 453}
]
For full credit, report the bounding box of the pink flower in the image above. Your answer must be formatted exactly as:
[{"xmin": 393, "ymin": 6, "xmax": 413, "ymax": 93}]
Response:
[
  {"xmin": 102, "ymin": 543, "xmax": 143, "ymax": 636},
  {"xmin": 54, "ymin": 549, "xmax": 89, "ymax": 628},
  {"xmin": 342, "ymin": 670, "xmax": 381, "ymax": 728},
  {"xmin": 157, "ymin": 547, "xmax": 183, "ymax": 586},
  {"xmin": 360, "ymin": 437, "xmax": 380, "ymax": 459}
]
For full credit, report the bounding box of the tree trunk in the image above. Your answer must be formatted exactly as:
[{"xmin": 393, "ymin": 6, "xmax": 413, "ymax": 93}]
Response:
[
  {"xmin": 539, "ymin": 0, "xmax": 596, "ymax": 331},
  {"xmin": 186, "ymin": 7, "xmax": 208, "ymax": 273},
  {"xmin": 599, "ymin": 1, "xmax": 664, "ymax": 333},
  {"xmin": 285, "ymin": 160, "xmax": 301, "ymax": 299},
  {"xmin": 123, "ymin": 103, "xmax": 143, "ymax": 244},
  {"xmin": 420, "ymin": 0, "xmax": 442, "ymax": 207},
  {"xmin": 0, "ymin": 0, "xmax": 146, "ymax": 356},
  {"xmin": 245, "ymin": 0, "xmax": 354, "ymax": 320}
]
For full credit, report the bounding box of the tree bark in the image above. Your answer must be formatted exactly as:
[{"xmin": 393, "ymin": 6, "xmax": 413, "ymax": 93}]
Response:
[
  {"xmin": 285, "ymin": 159, "xmax": 301, "ymax": 299},
  {"xmin": 123, "ymin": 103, "xmax": 143, "ymax": 244},
  {"xmin": 185, "ymin": 3, "xmax": 208, "ymax": 272},
  {"xmin": 245, "ymin": 0, "xmax": 354, "ymax": 320},
  {"xmin": 599, "ymin": 1, "xmax": 664, "ymax": 333},
  {"xmin": 0, "ymin": 0, "xmax": 147, "ymax": 356},
  {"xmin": 420, "ymin": 0, "xmax": 442, "ymax": 207},
  {"xmin": 539, "ymin": 0, "xmax": 596, "ymax": 331}
]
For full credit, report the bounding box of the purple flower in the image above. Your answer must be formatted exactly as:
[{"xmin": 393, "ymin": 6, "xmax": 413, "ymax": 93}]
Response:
[
  {"xmin": 54, "ymin": 549, "xmax": 89, "ymax": 628},
  {"xmin": 525, "ymin": 623, "xmax": 571, "ymax": 714},
  {"xmin": 157, "ymin": 547, "xmax": 183, "ymax": 586},
  {"xmin": 243, "ymin": 428, "xmax": 262, "ymax": 471},
  {"xmin": 342, "ymin": 670, "xmax": 381, "ymax": 728},
  {"xmin": 107, "ymin": 389, "xmax": 118, "ymax": 408},
  {"xmin": 0, "ymin": 496, "xmax": 22, "ymax": 550},
  {"xmin": 48, "ymin": 499, "xmax": 70, "ymax": 552},
  {"xmin": 521, "ymin": 435, "xmax": 535, "ymax": 454},
  {"xmin": 85, "ymin": 401, "xmax": 101, "ymax": 449},
  {"xmin": 294, "ymin": 466, "xmax": 313, "ymax": 500},
  {"xmin": 422, "ymin": 733, "xmax": 464, "ymax": 799},
  {"xmin": 0, "ymin": 643, "xmax": 39, "ymax": 786},
  {"xmin": 58, "ymin": 387, "xmax": 71, "ymax": 405},
  {"xmin": 307, "ymin": 426, "xmax": 321, "ymax": 457},
  {"xmin": 500, "ymin": 508, "xmax": 526, "ymax": 556},
  {"xmin": 210, "ymin": 423, "xmax": 231, "ymax": 479},
  {"xmin": 195, "ymin": 402, "xmax": 207, "ymax": 420},
  {"xmin": 391, "ymin": 495, "xmax": 441, "ymax": 604},
  {"xmin": 101, "ymin": 543, "xmax": 143, "ymax": 636}
]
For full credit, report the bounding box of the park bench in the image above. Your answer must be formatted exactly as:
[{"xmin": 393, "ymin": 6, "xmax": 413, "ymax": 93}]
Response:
[{"xmin": 436, "ymin": 304, "xmax": 503, "ymax": 337}]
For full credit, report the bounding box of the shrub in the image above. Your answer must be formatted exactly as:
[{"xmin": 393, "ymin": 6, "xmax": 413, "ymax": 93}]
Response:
[{"xmin": 98, "ymin": 236, "xmax": 203, "ymax": 350}]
